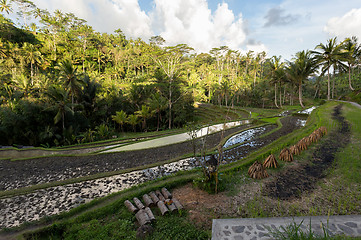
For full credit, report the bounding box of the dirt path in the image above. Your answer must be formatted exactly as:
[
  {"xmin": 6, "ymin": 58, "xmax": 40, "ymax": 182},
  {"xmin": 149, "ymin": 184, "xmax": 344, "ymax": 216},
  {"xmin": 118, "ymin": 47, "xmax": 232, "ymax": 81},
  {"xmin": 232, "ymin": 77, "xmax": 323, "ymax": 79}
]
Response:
[{"xmin": 263, "ymin": 104, "xmax": 350, "ymax": 200}]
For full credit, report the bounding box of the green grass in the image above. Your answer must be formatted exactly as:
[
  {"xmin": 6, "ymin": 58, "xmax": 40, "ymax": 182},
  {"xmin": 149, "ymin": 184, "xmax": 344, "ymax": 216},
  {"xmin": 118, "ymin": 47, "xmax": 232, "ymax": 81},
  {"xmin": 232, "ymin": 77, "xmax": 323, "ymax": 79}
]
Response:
[
  {"xmin": 334, "ymin": 103, "xmax": 361, "ymax": 184},
  {"xmin": 267, "ymin": 220, "xmax": 361, "ymax": 240}
]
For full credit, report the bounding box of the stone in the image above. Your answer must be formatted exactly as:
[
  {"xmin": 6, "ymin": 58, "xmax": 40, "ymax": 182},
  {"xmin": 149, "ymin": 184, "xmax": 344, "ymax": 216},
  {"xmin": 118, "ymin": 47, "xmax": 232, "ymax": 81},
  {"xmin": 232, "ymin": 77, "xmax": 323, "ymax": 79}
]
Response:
[
  {"xmin": 232, "ymin": 226, "xmax": 245, "ymax": 233},
  {"xmin": 256, "ymin": 224, "xmax": 265, "ymax": 231},
  {"xmin": 223, "ymin": 231, "xmax": 231, "ymax": 236},
  {"xmin": 344, "ymin": 222, "xmax": 357, "ymax": 228},
  {"xmin": 259, "ymin": 232, "xmax": 270, "ymax": 238},
  {"xmin": 337, "ymin": 224, "xmax": 355, "ymax": 235},
  {"xmin": 234, "ymin": 235, "xmax": 244, "ymax": 240}
]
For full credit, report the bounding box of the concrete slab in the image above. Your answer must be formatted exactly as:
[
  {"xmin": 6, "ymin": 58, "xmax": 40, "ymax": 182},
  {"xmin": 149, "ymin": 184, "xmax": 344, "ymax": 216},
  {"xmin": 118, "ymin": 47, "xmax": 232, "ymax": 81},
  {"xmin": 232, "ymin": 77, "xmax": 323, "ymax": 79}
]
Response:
[{"xmin": 212, "ymin": 215, "xmax": 361, "ymax": 240}]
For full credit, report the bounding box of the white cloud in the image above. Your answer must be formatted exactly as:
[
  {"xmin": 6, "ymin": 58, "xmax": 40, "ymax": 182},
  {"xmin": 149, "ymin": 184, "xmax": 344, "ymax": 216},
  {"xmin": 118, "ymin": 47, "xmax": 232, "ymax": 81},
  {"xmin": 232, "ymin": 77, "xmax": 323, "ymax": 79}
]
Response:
[
  {"xmin": 324, "ymin": 8, "xmax": 361, "ymax": 39},
  {"xmin": 31, "ymin": 0, "xmax": 153, "ymax": 39},
  {"xmin": 151, "ymin": 0, "xmax": 249, "ymax": 53}
]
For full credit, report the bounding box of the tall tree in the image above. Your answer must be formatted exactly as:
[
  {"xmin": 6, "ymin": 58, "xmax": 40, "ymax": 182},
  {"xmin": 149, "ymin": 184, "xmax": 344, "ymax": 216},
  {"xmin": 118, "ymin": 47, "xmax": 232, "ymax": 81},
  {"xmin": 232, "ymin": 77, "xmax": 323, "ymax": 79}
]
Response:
[
  {"xmin": 286, "ymin": 50, "xmax": 317, "ymax": 108},
  {"xmin": 268, "ymin": 56, "xmax": 284, "ymax": 108},
  {"xmin": 57, "ymin": 59, "xmax": 83, "ymax": 110},
  {"xmin": 343, "ymin": 37, "xmax": 359, "ymax": 91},
  {"xmin": 135, "ymin": 104, "xmax": 154, "ymax": 131},
  {"xmin": 151, "ymin": 43, "xmax": 193, "ymax": 129},
  {"xmin": 112, "ymin": 110, "xmax": 127, "ymax": 132},
  {"xmin": 312, "ymin": 37, "xmax": 344, "ymax": 100},
  {"xmin": 45, "ymin": 85, "xmax": 72, "ymax": 132},
  {"xmin": 21, "ymin": 42, "xmax": 42, "ymax": 84}
]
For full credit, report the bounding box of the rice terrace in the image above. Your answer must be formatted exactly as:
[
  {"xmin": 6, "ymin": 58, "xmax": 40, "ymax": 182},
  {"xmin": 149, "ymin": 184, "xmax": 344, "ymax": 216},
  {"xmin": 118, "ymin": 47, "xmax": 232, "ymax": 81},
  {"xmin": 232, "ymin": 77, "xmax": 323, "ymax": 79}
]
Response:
[{"xmin": 1, "ymin": 0, "xmax": 361, "ymax": 239}]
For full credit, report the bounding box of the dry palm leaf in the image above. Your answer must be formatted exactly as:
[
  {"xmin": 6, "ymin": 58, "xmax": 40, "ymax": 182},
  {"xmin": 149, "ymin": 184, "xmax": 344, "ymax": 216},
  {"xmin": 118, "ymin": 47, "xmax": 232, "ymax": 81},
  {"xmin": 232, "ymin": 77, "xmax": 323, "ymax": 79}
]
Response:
[
  {"xmin": 309, "ymin": 132, "xmax": 319, "ymax": 143},
  {"xmin": 248, "ymin": 161, "xmax": 269, "ymax": 179},
  {"xmin": 290, "ymin": 145, "xmax": 301, "ymax": 155},
  {"xmin": 263, "ymin": 154, "xmax": 278, "ymax": 168},
  {"xmin": 297, "ymin": 138, "xmax": 308, "ymax": 150},
  {"xmin": 279, "ymin": 148, "xmax": 293, "ymax": 162},
  {"xmin": 319, "ymin": 126, "xmax": 327, "ymax": 136}
]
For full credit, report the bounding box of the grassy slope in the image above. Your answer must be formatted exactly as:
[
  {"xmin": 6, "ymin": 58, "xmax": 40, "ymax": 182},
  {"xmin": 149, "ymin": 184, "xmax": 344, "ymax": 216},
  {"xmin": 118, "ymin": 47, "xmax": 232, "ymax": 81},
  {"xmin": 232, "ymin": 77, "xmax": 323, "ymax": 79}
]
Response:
[{"xmin": 236, "ymin": 102, "xmax": 361, "ymax": 219}]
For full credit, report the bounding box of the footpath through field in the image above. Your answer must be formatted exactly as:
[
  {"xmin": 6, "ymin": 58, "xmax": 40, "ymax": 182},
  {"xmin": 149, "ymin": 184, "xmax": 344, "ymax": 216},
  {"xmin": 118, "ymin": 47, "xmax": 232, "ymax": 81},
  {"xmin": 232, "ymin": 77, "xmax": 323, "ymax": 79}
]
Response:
[
  {"xmin": 102, "ymin": 120, "xmax": 251, "ymax": 152},
  {"xmin": 212, "ymin": 215, "xmax": 361, "ymax": 240}
]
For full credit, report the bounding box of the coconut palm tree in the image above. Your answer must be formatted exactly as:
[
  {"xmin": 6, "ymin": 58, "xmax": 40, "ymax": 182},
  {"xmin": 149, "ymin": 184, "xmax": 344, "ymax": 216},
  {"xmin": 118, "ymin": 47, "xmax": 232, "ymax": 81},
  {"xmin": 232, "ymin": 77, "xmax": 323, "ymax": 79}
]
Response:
[
  {"xmin": 57, "ymin": 60, "xmax": 84, "ymax": 110},
  {"xmin": 45, "ymin": 85, "xmax": 73, "ymax": 132},
  {"xmin": 22, "ymin": 42, "xmax": 42, "ymax": 84},
  {"xmin": 268, "ymin": 56, "xmax": 284, "ymax": 108},
  {"xmin": 111, "ymin": 110, "xmax": 127, "ymax": 132},
  {"xmin": 0, "ymin": 0, "xmax": 12, "ymax": 14},
  {"xmin": 312, "ymin": 37, "xmax": 344, "ymax": 100},
  {"xmin": 127, "ymin": 114, "xmax": 139, "ymax": 132},
  {"xmin": 135, "ymin": 105, "xmax": 154, "ymax": 131},
  {"xmin": 342, "ymin": 37, "xmax": 360, "ymax": 91},
  {"xmin": 286, "ymin": 50, "xmax": 317, "ymax": 108},
  {"xmin": 148, "ymin": 92, "xmax": 167, "ymax": 131}
]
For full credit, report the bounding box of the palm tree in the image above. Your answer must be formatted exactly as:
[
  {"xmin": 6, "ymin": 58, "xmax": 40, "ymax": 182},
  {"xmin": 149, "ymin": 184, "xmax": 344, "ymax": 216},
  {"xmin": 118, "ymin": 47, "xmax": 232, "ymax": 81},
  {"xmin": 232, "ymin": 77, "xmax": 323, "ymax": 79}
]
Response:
[
  {"xmin": 0, "ymin": 0, "xmax": 12, "ymax": 14},
  {"xmin": 286, "ymin": 50, "xmax": 317, "ymax": 108},
  {"xmin": 268, "ymin": 56, "xmax": 284, "ymax": 108},
  {"xmin": 312, "ymin": 37, "xmax": 344, "ymax": 100},
  {"xmin": 343, "ymin": 37, "xmax": 360, "ymax": 91},
  {"xmin": 135, "ymin": 105, "xmax": 154, "ymax": 131},
  {"xmin": 22, "ymin": 42, "xmax": 42, "ymax": 84},
  {"xmin": 111, "ymin": 110, "xmax": 127, "ymax": 132},
  {"xmin": 57, "ymin": 60, "xmax": 84, "ymax": 110},
  {"xmin": 148, "ymin": 92, "xmax": 167, "ymax": 131},
  {"xmin": 127, "ymin": 114, "xmax": 139, "ymax": 132},
  {"xmin": 45, "ymin": 85, "xmax": 73, "ymax": 132}
]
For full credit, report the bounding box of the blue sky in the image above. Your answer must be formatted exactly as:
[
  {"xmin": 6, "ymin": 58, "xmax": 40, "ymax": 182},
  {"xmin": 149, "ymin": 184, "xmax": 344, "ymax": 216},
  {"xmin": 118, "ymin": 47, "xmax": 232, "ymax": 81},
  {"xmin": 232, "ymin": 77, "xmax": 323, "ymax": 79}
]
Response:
[{"xmin": 10, "ymin": 0, "xmax": 361, "ymax": 60}]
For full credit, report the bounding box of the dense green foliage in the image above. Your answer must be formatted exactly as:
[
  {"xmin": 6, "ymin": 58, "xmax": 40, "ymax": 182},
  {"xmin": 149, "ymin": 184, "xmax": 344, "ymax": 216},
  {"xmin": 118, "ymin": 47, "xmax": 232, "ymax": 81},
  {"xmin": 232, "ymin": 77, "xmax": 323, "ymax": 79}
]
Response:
[{"xmin": 1, "ymin": 1, "xmax": 361, "ymax": 147}]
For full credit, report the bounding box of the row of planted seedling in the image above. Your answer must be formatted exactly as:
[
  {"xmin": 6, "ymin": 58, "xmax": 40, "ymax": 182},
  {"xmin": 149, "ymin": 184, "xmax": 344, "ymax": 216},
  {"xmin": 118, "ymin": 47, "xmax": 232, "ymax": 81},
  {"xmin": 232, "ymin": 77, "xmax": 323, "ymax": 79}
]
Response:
[{"xmin": 248, "ymin": 126, "xmax": 328, "ymax": 179}]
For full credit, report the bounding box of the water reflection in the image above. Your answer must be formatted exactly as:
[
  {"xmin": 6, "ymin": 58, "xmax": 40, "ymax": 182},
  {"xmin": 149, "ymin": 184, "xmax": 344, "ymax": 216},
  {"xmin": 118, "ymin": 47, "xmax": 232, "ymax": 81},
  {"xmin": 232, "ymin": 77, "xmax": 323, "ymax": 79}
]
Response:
[{"xmin": 223, "ymin": 126, "xmax": 267, "ymax": 149}]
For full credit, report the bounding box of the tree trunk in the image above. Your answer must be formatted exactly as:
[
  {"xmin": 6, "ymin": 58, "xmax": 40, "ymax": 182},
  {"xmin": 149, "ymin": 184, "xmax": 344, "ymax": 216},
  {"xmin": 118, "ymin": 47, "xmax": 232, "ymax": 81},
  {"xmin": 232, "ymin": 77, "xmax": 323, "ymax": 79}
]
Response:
[
  {"xmin": 30, "ymin": 62, "xmax": 33, "ymax": 85},
  {"xmin": 157, "ymin": 201, "xmax": 169, "ymax": 215},
  {"xmin": 149, "ymin": 191, "xmax": 159, "ymax": 204},
  {"xmin": 142, "ymin": 194, "xmax": 154, "ymax": 207},
  {"xmin": 168, "ymin": 79, "xmax": 172, "ymax": 129},
  {"xmin": 172, "ymin": 198, "xmax": 183, "ymax": 210},
  {"xmin": 144, "ymin": 207, "xmax": 155, "ymax": 222},
  {"xmin": 156, "ymin": 190, "xmax": 166, "ymax": 201},
  {"xmin": 299, "ymin": 80, "xmax": 304, "ymax": 108},
  {"xmin": 124, "ymin": 200, "xmax": 138, "ymax": 213},
  {"xmin": 161, "ymin": 187, "xmax": 172, "ymax": 199},
  {"xmin": 133, "ymin": 197, "xmax": 145, "ymax": 210},
  {"xmin": 135, "ymin": 209, "xmax": 151, "ymax": 226},
  {"xmin": 327, "ymin": 68, "xmax": 331, "ymax": 100},
  {"xmin": 349, "ymin": 65, "xmax": 354, "ymax": 91},
  {"xmin": 279, "ymin": 86, "xmax": 282, "ymax": 108},
  {"xmin": 274, "ymin": 83, "xmax": 279, "ymax": 108}
]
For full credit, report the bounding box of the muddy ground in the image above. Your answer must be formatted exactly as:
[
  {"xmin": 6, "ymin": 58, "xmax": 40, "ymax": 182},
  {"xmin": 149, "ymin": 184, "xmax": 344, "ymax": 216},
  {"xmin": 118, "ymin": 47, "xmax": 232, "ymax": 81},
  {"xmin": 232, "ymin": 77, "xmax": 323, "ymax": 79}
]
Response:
[{"xmin": 0, "ymin": 116, "xmax": 303, "ymax": 191}]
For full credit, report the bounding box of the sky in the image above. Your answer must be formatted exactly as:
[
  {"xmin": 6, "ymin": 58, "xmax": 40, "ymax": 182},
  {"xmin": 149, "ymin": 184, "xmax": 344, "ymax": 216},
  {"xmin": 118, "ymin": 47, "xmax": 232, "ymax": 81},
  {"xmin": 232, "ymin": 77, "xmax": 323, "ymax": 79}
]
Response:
[{"xmin": 10, "ymin": 0, "xmax": 361, "ymax": 60}]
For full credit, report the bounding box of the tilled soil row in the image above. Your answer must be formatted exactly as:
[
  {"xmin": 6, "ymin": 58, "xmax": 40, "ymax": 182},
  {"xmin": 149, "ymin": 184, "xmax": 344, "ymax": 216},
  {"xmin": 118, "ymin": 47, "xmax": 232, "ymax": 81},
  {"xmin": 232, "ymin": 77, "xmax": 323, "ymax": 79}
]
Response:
[{"xmin": 264, "ymin": 105, "xmax": 350, "ymax": 200}]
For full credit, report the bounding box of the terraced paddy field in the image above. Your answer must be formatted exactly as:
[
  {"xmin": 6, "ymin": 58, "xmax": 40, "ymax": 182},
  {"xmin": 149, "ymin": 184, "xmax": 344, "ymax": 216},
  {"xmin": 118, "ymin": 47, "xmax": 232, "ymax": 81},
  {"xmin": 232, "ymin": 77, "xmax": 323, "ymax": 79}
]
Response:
[{"xmin": 2, "ymin": 102, "xmax": 359, "ymax": 240}]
